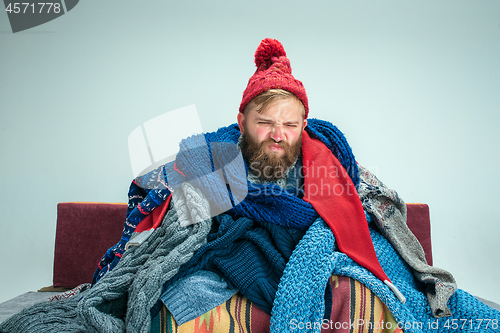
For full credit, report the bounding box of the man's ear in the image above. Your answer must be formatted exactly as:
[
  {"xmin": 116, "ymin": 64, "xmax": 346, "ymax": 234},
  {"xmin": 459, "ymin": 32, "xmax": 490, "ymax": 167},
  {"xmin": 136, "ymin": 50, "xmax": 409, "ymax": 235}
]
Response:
[
  {"xmin": 237, "ymin": 112, "xmax": 245, "ymax": 134},
  {"xmin": 303, "ymin": 118, "xmax": 308, "ymax": 130}
]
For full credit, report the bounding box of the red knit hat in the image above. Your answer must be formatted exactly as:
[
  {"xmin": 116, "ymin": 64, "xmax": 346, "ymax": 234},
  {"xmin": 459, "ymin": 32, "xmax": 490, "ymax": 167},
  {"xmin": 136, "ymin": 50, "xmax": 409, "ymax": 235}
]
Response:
[{"xmin": 239, "ymin": 38, "xmax": 309, "ymax": 118}]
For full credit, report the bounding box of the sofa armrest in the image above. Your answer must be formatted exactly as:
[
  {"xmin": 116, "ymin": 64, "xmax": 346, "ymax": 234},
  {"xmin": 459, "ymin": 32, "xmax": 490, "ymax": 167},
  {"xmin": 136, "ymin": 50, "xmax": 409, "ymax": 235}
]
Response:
[
  {"xmin": 406, "ymin": 203, "xmax": 433, "ymax": 266},
  {"xmin": 52, "ymin": 202, "xmax": 127, "ymax": 288}
]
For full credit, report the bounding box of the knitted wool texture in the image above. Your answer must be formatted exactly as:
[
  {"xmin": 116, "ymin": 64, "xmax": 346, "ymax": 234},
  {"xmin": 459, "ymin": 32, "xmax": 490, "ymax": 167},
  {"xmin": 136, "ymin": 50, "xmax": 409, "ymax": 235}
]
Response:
[
  {"xmin": 357, "ymin": 165, "xmax": 457, "ymax": 317},
  {"xmin": 154, "ymin": 213, "xmax": 306, "ymax": 317},
  {"xmin": 160, "ymin": 270, "xmax": 238, "ymax": 325},
  {"xmin": 270, "ymin": 218, "xmax": 336, "ymax": 331},
  {"xmin": 270, "ymin": 166, "xmax": 500, "ymax": 333},
  {"xmin": 92, "ymin": 166, "xmax": 171, "ymax": 284},
  {"xmin": 272, "ymin": 218, "xmax": 500, "ymax": 333},
  {"xmin": 239, "ymin": 38, "xmax": 309, "ymax": 117},
  {"xmin": 0, "ymin": 183, "xmax": 212, "ymax": 333}
]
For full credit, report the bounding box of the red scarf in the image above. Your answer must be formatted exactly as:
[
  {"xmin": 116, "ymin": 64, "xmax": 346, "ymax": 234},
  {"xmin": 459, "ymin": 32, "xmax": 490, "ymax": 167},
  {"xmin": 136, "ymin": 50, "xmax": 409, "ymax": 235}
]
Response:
[{"xmin": 302, "ymin": 130, "xmax": 391, "ymax": 284}]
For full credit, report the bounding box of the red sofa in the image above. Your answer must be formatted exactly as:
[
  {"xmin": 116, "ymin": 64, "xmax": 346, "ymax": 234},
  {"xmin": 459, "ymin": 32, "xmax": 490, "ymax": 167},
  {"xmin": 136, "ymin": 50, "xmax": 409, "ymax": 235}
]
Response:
[{"xmin": 51, "ymin": 202, "xmax": 433, "ymax": 289}]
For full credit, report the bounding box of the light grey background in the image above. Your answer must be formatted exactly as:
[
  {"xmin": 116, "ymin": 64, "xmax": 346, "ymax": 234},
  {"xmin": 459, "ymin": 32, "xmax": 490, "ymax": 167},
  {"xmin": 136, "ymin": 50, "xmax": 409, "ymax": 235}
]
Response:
[{"xmin": 1, "ymin": 0, "xmax": 499, "ymax": 305}]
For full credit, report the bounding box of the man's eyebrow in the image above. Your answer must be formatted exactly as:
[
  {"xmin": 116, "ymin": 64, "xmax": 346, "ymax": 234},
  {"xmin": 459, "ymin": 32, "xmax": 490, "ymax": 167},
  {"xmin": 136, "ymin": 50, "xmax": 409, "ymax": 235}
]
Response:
[
  {"xmin": 255, "ymin": 116, "xmax": 301, "ymax": 124},
  {"xmin": 255, "ymin": 116, "xmax": 300, "ymax": 124},
  {"xmin": 255, "ymin": 115, "xmax": 273, "ymax": 122}
]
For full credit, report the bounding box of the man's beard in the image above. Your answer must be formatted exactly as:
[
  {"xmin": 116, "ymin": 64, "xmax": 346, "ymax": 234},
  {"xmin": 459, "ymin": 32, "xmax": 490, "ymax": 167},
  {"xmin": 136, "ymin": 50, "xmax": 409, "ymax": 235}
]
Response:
[{"xmin": 240, "ymin": 132, "xmax": 302, "ymax": 182}]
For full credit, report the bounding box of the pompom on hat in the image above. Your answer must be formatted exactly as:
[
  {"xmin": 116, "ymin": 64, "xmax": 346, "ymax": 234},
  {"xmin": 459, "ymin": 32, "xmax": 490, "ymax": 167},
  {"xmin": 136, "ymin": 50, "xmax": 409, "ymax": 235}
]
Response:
[{"xmin": 239, "ymin": 38, "xmax": 309, "ymax": 118}]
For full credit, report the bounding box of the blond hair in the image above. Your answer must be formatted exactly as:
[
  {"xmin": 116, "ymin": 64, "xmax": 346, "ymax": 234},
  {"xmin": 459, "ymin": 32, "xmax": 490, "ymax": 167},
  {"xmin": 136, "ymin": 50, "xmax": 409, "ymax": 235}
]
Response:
[{"xmin": 243, "ymin": 89, "xmax": 306, "ymax": 117}]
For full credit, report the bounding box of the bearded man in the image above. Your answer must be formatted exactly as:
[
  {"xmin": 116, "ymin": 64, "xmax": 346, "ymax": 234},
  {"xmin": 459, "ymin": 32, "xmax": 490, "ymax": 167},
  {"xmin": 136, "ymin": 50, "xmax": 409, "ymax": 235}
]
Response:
[
  {"xmin": 238, "ymin": 89, "xmax": 306, "ymax": 183},
  {"xmin": 2, "ymin": 38, "xmax": 499, "ymax": 333}
]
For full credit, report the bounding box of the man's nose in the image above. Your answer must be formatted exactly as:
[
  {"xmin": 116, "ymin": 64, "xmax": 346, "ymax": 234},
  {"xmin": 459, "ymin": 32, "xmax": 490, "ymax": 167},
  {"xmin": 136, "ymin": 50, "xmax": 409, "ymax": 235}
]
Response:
[{"xmin": 270, "ymin": 125, "xmax": 283, "ymax": 142}]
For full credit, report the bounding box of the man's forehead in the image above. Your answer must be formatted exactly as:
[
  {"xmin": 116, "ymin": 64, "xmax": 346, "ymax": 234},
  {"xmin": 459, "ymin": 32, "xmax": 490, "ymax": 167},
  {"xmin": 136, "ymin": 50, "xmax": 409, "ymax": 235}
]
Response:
[{"xmin": 250, "ymin": 98, "xmax": 304, "ymax": 119}]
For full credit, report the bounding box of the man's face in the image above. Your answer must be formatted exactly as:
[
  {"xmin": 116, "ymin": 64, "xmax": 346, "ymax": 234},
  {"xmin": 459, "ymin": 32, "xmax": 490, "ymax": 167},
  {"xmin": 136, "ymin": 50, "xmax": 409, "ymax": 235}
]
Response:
[{"xmin": 237, "ymin": 98, "xmax": 307, "ymax": 181}]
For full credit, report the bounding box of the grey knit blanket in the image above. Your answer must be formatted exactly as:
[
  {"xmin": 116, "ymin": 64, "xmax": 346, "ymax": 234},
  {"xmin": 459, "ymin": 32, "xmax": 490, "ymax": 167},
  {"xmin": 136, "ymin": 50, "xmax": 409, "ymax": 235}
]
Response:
[{"xmin": 0, "ymin": 183, "xmax": 212, "ymax": 333}]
